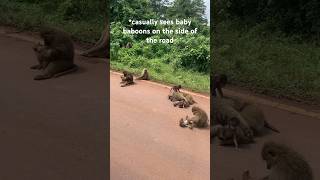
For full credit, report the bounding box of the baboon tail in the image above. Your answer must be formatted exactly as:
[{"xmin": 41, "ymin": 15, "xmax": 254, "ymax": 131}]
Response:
[
  {"xmin": 53, "ymin": 64, "xmax": 79, "ymax": 78},
  {"xmin": 264, "ymin": 120, "xmax": 280, "ymax": 133}
]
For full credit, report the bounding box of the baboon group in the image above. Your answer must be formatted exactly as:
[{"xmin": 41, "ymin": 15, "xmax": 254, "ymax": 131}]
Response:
[
  {"xmin": 167, "ymin": 82, "xmax": 209, "ymax": 129},
  {"xmin": 119, "ymin": 69, "xmax": 209, "ymax": 130},
  {"xmin": 211, "ymin": 74, "xmax": 279, "ymax": 148},
  {"xmin": 212, "ymin": 74, "xmax": 313, "ymax": 180}
]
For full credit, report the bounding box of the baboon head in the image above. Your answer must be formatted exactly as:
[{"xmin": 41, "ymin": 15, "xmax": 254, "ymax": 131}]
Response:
[
  {"xmin": 261, "ymin": 141, "xmax": 287, "ymax": 169},
  {"xmin": 39, "ymin": 27, "xmax": 56, "ymax": 46},
  {"xmin": 33, "ymin": 43, "xmax": 43, "ymax": 52},
  {"xmin": 191, "ymin": 106, "xmax": 201, "ymax": 114},
  {"xmin": 122, "ymin": 71, "xmax": 129, "ymax": 76},
  {"xmin": 229, "ymin": 117, "xmax": 240, "ymax": 127},
  {"xmin": 143, "ymin": 68, "xmax": 147, "ymax": 73}
]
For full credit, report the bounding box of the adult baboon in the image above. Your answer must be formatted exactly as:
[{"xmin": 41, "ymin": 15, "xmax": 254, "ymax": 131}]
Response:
[
  {"xmin": 182, "ymin": 92, "xmax": 196, "ymax": 105},
  {"xmin": 212, "ymin": 96, "xmax": 254, "ymax": 139},
  {"xmin": 185, "ymin": 106, "xmax": 209, "ymax": 129},
  {"xmin": 168, "ymin": 91, "xmax": 195, "ymax": 108},
  {"xmin": 136, "ymin": 68, "xmax": 150, "ymax": 80},
  {"xmin": 211, "ymin": 118, "xmax": 254, "ymax": 148},
  {"xmin": 226, "ymin": 97, "xmax": 280, "ymax": 135},
  {"xmin": 120, "ymin": 71, "xmax": 134, "ymax": 87},
  {"xmin": 32, "ymin": 27, "xmax": 78, "ymax": 80},
  {"xmin": 261, "ymin": 141, "xmax": 313, "ymax": 180},
  {"xmin": 168, "ymin": 91, "xmax": 187, "ymax": 102}
]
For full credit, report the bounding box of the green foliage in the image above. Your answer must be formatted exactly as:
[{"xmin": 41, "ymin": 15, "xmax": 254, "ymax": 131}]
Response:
[
  {"xmin": 213, "ymin": 21, "xmax": 320, "ymax": 102},
  {"xmin": 0, "ymin": 0, "xmax": 105, "ymax": 43},
  {"xmin": 111, "ymin": 0, "xmax": 210, "ymax": 92},
  {"xmin": 214, "ymin": 0, "xmax": 320, "ymax": 37}
]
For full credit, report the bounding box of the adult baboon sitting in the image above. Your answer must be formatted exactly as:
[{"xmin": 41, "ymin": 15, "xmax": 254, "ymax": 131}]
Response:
[{"xmin": 32, "ymin": 27, "xmax": 78, "ymax": 80}]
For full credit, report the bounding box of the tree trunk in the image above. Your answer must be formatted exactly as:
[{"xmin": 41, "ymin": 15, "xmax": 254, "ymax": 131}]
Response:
[{"xmin": 81, "ymin": 23, "xmax": 110, "ymax": 59}]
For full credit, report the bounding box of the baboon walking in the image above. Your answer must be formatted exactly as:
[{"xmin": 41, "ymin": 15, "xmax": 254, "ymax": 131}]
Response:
[{"xmin": 32, "ymin": 27, "xmax": 78, "ymax": 80}]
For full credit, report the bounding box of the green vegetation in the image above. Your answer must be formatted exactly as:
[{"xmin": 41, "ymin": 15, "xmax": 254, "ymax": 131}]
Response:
[
  {"xmin": 212, "ymin": 0, "xmax": 320, "ymax": 102},
  {"xmin": 0, "ymin": 0, "xmax": 106, "ymax": 43},
  {"xmin": 111, "ymin": 0, "xmax": 210, "ymax": 92}
]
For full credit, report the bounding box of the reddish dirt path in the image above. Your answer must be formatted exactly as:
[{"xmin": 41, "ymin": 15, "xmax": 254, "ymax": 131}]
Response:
[
  {"xmin": 212, "ymin": 95, "xmax": 320, "ymax": 180},
  {"xmin": 0, "ymin": 34, "xmax": 108, "ymax": 180},
  {"xmin": 110, "ymin": 73, "xmax": 210, "ymax": 180}
]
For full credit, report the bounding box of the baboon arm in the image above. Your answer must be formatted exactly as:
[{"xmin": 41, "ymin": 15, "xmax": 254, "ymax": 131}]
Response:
[{"xmin": 217, "ymin": 87, "xmax": 224, "ymax": 97}]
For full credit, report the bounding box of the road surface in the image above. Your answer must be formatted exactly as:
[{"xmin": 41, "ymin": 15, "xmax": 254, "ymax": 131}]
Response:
[
  {"xmin": 1, "ymin": 30, "xmax": 319, "ymax": 180},
  {"xmin": 110, "ymin": 73, "xmax": 210, "ymax": 180},
  {"xmin": 0, "ymin": 34, "xmax": 108, "ymax": 180}
]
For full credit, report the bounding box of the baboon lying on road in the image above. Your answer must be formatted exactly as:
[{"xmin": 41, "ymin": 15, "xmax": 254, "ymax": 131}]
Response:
[
  {"xmin": 31, "ymin": 27, "xmax": 78, "ymax": 80},
  {"xmin": 225, "ymin": 97, "xmax": 280, "ymax": 135},
  {"xmin": 174, "ymin": 99, "xmax": 190, "ymax": 108},
  {"xmin": 180, "ymin": 106, "xmax": 209, "ymax": 129},
  {"xmin": 168, "ymin": 91, "xmax": 196, "ymax": 108},
  {"xmin": 120, "ymin": 71, "xmax": 134, "ymax": 87},
  {"xmin": 211, "ymin": 118, "xmax": 254, "ymax": 149},
  {"xmin": 212, "ymin": 96, "xmax": 254, "ymax": 140}
]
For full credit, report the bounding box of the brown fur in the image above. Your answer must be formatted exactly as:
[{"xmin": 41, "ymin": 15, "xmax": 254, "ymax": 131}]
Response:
[
  {"xmin": 120, "ymin": 71, "xmax": 134, "ymax": 87},
  {"xmin": 187, "ymin": 106, "xmax": 209, "ymax": 128},
  {"xmin": 33, "ymin": 27, "xmax": 77, "ymax": 80},
  {"xmin": 136, "ymin": 68, "xmax": 150, "ymax": 80},
  {"xmin": 261, "ymin": 141, "xmax": 313, "ymax": 180}
]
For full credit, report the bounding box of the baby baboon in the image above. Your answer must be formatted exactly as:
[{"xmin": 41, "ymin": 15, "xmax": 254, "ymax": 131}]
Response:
[
  {"xmin": 186, "ymin": 106, "xmax": 209, "ymax": 129},
  {"xmin": 179, "ymin": 116, "xmax": 192, "ymax": 129},
  {"xmin": 173, "ymin": 99, "xmax": 190, "ymax": 108},
  {"xmin": 120, "ymin": 71, "xmax": 134, "ymax": 87},
  {"xmin": 168, "ymin": 91, "xmax": 187, "ymax": 102},
  {"xmin": 261, "ymin": 141, "xmax": 313, "ymax": 180},
  {"xmin": 125, "ymin": 42, "xmax": 132, "ymax": 48},
  {"xmin": 170, "ymin": 85, "xmax": 182, "ymax": 92},
  {"xmin": 211, "ymin": 118, "xmax": 254, "ymax": 149},
  {"xmin": 136, "ymin": 68, "xmax": 150, "ymax": 80},
  {"xmin": 32, "ymin": 27, "xmax": 78, "ymax": 80}
]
